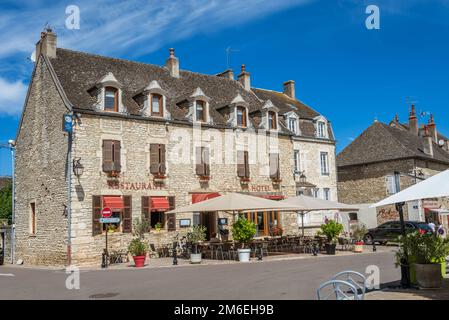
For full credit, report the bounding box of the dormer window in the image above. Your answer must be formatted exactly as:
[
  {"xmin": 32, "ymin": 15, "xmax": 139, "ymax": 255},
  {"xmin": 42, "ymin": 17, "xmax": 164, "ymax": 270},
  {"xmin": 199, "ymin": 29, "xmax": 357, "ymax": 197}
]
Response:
[
  {"xmin": 236, "ymin": 106, "xmax": 247, "ymax": 127},
  {"xmin": 317, "ymin": 121, "xmax": 326, "ymax": 138},
  {"xmin": 104, "ymin": 87, "xmax": 118, "ymax": 112},
  {"xmin": 196, "ymin": 100, "xmax": 206, "ymax": 122},
  {"xmin": 151, "ymin": 93, "xmax": 163, "ymax": 117},
  {"xmin": 268, "ymin": 111, "xmax": 277, "ymax": 130}
]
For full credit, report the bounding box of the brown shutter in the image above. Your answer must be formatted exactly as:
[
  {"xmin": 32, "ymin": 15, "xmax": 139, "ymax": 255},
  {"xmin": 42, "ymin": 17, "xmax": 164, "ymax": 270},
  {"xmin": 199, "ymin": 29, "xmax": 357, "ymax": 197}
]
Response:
[
  {"xmin": 160, "ymin": 144, "xmax": 166, "ymax": 174},
  {"xmin": 204, "ymin": 147, "xmax": 210, "ymax": 176},
  {"xmin": 102, "ymin": 140, "xmax": 114, "ymax": 172},
  {"xmin": 242, "ymin": 108, "xmax": 247, "ymax": 127},
  {"xmin": 244, "ymin": 151, "xmax": 250, "ymax": 178},
  {"xmin": 237, "ymin": 150, "xmax": 245, "ymax": 177},
  {"xmin": 150, "ymin": 144, "xmax": 160, "ymax": 174},
  {"xmin": 122, "ymin": 196, "xmax": 132, "ymax": 233},
  {"xmin": 113, "ymin": 140, "xmax": 121, "ymax": 172},
  {"xmin": 167, "ymin": 197, "xmax": 176, "ymax": 232},
  {"xmin": 141, "ymin": 196, "xmax": 150, "ymax": 232},
  {"xmin": 92, "ymin": 196, "xmax": 102, "ymax": 236},
  {"xmin": 196, "ymin": 146, "xmax": 204, "ymax": 175}
]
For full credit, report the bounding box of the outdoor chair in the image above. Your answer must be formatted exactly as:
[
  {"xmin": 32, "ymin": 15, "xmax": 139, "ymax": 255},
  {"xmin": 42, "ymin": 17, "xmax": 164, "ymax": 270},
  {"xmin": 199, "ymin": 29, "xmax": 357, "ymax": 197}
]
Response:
[
  {"xmin": 149, "ymin": 243, "xmax": 159, "ymax": 259},
  {"xmin": 316, "ymin": 279, "xmax": 361, "ymax": 300},
  {"xmin": 338, "ymin": 238, "xmax": 350, "ymax": 251},
  {"xmin": 332, "ymin": 270, "xmax": 367, "ymax": 300}
]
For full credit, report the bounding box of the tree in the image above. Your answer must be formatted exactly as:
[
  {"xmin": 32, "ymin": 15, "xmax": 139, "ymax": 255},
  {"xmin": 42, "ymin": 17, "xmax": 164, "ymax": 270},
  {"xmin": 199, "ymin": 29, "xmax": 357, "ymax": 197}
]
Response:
[{"xmin": 0, "ymin": 181, "xmax": 12, "ymax": 224}]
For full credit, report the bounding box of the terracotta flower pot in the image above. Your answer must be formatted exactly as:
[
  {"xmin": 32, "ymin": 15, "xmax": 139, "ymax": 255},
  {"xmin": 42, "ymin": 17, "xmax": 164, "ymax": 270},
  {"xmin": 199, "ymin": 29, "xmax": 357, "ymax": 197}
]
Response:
[
  {"xmin": 132, "ymin": 255, "xmax": 146, "ymax": 268},
  {"xmin": 354, "ymin": 241, "xmax": 364, "ymax": 253}
]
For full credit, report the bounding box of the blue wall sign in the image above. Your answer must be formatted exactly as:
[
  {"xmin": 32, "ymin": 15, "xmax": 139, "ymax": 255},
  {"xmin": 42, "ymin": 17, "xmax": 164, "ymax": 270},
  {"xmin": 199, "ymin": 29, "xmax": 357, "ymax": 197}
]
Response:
[{"xmin": 63, "ymin": 114, "xmax": 73, "ymax": 133}]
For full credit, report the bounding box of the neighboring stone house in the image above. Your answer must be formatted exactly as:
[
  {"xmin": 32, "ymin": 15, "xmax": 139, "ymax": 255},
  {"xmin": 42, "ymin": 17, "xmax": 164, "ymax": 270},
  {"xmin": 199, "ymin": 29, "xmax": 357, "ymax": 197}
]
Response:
[
  {"xmin": 15, "ymin": 30, "xmax": 337, "ymax": 266},
  {"xmin": 337, "ymin": 106, "xmax": 449, "ymax": 227}
]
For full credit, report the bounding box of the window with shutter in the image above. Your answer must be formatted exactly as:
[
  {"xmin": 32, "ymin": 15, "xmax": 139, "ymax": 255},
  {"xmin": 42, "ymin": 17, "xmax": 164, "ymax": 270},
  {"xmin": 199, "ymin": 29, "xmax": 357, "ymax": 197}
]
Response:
[
  {"xmin": 113, "ymin": 140, "xmax": 121, "ymax": 172},
  {"xmin": 269, "ymin": 153, "xmax": 280, "ymax": 179},
  {"xmin": 141, "ymin": 196, "xmax": 151, "ymax": 232},
  {"xmin": 196, "ymin": 147, "xmax": 210, "ymax": 176},
  {"xmin": 103, "ymin": 140, "xmax": 121, "ymax": 173},
  {"xmin": 204, "ymin": 147, "xmax": 210, "ymax": 176},
  {"xmin": 122, "ymin": 196, "xmax": 132, "ymax": 233},
  {"xmin": 237, "ymin": 151, "xmax": 250, "ymax": 178},
  {"xmin": 150, "ymin": 144, "xmax": 166, "ymax": 175},
  {"xmin": 92, "ymin": 196, "xmax": 102, "ymax": 236},
  {"xmin": 167, "ymin": 197, "xmax": 176, "ymax": 231}
]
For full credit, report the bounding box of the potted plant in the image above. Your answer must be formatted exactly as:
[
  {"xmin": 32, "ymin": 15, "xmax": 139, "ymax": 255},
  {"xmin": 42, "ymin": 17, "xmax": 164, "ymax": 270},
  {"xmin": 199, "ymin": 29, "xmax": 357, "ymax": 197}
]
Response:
[
  {"xmin": 351, "ymin": 224, "xmax": 367, "ymax": 253},
  {"xmin": 319, "ymin": 220, "xmax": 344, "ymax": 255},
  {"xmin": 107, "ymin": 170, "xmax": 120, "ymax": 178},
  {"xmin": 153, "ymin": 174, "xmax": 167, "ymax": 184},
  {"xmin": 128, "ymin": 238, "xmax": 148, "ymax": 267},
  {"xmin": 198, "ymin": 175, "xmax": 211, "ymax": 182},
  {"xmin": 396, "ymin": 231, "xmax": 449, "ymax": 288},
  {"xmin": 107, "ymin": 224, "xmax": 118, "ymax": 234},
  {"xmin": 231, "ymin": 217, "xmax": 257, "ymax": 262},
  {"xmin": 187, "ymin": 225, "xmax": 207, "ymax": 264},
  {"xmin": 154, "ymin": 222, "xmax": 162, "ymax": 232}
]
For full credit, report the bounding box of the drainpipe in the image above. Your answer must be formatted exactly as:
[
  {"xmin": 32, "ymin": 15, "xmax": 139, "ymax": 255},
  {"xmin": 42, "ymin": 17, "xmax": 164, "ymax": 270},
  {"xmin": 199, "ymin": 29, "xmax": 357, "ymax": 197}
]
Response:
[
  {"xmin": 9, "ymin": 140, "xmax": 16, "ymax": 264},
  {"xmin": 67, "ymin": 129, "xmax": 72, "ymax": 267}
]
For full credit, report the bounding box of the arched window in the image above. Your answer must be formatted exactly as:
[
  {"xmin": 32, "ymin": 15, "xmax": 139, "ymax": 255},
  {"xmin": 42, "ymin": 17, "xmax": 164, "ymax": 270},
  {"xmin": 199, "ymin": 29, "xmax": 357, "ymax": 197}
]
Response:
[
  {"xmin": 236, "ymin": 106, "xmax": 247, "ymax": 127},
  {"xmin": 104, "ymin": 87, "xmax": 118, "ymax": 112},
  {"xmin": 151, "ymin": 93, "xmax": 163, "ymax": 116},
  {"xmin": 196, "ymin": 100, "xmax": 206, "ymax": 122},
  {"xmin": 268, "ymin": 111, "xmax": 277, "ymax": 130}
]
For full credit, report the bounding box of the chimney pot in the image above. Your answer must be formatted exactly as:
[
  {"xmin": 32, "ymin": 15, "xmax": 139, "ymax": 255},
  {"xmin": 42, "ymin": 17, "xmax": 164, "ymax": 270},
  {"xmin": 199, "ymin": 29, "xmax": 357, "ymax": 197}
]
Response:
[
  {"xmin": 166, "ymin": 48, "xmax": 179, "ymax": 78},
  {"xmin": 237, "ymin": 64, "xmax": 250, "ymax": 91},
  {"xmin": 423, "ymin": 125, "xmax": 434, "ymax": 157},
  {"xmin": 408, "ymin": 104, "xmax": 418, "ymax": 136},
  {"xmin": 283, "ymin": 80, "xmax": 295, "ymax": 99},
  {"xmin": 427, "ymin": 114, "xmax": 438, "ymax": 142},
  {"xmin": 35, "ymin": 30, "xmax": 57, "ymax": 60},
  {"xmin": 216, "ymin": 69, "xmax": 234, "ymax": 80}
]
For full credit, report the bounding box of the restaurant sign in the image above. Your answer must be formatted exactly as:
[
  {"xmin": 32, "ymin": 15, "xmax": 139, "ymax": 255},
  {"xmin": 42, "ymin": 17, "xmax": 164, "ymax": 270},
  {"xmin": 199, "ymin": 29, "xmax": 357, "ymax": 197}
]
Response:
[{"xmin": 107, "ymin": 180, "xmax": 167, "ymax": 190}]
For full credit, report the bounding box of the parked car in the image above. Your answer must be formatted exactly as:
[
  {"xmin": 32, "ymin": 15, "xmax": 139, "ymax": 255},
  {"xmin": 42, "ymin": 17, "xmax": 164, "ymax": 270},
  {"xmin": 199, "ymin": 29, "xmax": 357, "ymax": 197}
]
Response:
[{"xmin": 364, "ymin": 221, "xmax": 432, "ymax": 245}]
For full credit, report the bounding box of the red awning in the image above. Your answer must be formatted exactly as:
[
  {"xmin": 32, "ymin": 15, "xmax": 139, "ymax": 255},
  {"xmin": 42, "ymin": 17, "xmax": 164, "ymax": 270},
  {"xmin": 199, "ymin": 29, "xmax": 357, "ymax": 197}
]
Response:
[
  {"xmin": 103, "ymin": 196, "xmax": 124, "ymax": 209},
  {"xmin": 192, "ymin": 192, "xmax": 221, "ymax": 204},
  {"xmin": 151, "ymin": 197, "xmax": 170, "ymax": 211},
  {"xmin": 258, "ymin": 195, "xmax": 285, "ymax": 201}
]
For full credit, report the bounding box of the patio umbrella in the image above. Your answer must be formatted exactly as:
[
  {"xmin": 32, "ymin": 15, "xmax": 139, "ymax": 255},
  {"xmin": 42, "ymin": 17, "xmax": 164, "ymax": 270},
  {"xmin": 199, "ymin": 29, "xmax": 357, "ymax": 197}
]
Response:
[
  {"xmin": 371, "ymin": 169, "xmax": 449, "ymax": 208},
  {"xmin": 279, "ymin": 195, "xmax": 359, "ymax": 236},
  {"xmin": 166, "ymin": 192, "xmax": 300, "ymax": 214}
]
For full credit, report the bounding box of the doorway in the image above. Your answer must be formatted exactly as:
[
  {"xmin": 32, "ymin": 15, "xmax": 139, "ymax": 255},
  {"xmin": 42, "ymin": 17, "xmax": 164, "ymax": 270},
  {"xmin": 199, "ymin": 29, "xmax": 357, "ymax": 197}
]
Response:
[{"xmin": 200, "ymin": 212, "xmax": 217, "ymax": 240}]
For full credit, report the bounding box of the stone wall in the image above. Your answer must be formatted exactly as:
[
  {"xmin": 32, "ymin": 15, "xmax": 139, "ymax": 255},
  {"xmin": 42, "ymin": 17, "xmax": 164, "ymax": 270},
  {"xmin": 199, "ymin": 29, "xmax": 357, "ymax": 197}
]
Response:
[{"xmin": 14, "ymin": 57, "xmax": 69, "ymax": 266}]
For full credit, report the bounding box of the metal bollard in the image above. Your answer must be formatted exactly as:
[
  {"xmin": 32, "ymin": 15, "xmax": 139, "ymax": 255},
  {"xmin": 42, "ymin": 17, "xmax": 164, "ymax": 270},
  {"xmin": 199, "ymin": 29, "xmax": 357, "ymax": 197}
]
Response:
[
  {"xmin": 173, "ymin": 241, "xmax": 178, "ymax": 265},
  {"xmin": 372, "ymin": 241, "xmax": 377, "ymax": 252},
  {"xmin": 101, "ymin": 249, "xmax": 108, "ymax": 268}
]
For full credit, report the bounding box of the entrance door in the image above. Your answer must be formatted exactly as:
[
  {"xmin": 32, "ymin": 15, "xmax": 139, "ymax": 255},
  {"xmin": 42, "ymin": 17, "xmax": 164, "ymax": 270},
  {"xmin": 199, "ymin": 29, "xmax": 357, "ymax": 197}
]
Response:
[
  {"xmin": 201, "ymin": 212, "xmax": 217, "ymax": 240},
  {"xmin": 256, "ymin": 212, "xmax": 265, "ymax": 236}
]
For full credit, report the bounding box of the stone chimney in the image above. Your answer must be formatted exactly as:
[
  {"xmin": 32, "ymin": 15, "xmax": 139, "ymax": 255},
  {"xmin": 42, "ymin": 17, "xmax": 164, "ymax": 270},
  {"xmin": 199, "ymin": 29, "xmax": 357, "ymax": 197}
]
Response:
[
  {"xmin": 427, "ymin": 114, "xmax": 438, "ymax": 142},
  {"xmin": 216, "ymin": 69, "xmax": 234, "ymax": 80},
  {"xmin": 35, "ymin": 29, "xmax": 57, "ymax": 59},
  {"xmin": 283, "ymin": 80, "xmax": 295, "ymax": 99},
  {"xmin": 166, "ymin": 48, "xmax": 179, "ymax": 78},
  {"xmin": 237, "ymin": 65, "xmax": 250, "ymax": 91},
  {"xmin": 423, "ymin": 126, "xmax": 434, "ymax": 157},
  {"xmin": 409, "ymin": 104, "xmax": 418, "ymax": 136}
]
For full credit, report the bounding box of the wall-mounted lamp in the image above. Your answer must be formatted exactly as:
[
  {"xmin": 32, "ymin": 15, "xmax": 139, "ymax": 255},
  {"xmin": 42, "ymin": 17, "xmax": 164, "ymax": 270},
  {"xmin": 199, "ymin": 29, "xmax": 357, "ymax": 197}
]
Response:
[{"xmin": 73, "ymin": 157, "xmax": 84, "ymax": 178}]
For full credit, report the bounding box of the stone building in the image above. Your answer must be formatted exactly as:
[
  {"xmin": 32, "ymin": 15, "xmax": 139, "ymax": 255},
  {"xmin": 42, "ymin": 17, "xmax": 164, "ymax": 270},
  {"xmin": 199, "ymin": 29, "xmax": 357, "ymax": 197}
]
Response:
[
  {"xmin": 14, "ymin": 31, "xmax": 337, "ymax": 266},
  {"xmin": 337, "ymin": 106, "xmax": 449, "ymax": 227}
]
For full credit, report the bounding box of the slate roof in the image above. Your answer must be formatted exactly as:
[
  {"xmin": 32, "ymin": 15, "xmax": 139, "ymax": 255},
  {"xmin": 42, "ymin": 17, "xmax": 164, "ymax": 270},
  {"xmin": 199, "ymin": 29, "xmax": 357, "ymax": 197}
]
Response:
[
  {"xmin": 337, "ymin": 121, "xmax": 449, "ymax": 167},
  {"xmin": 48, "ymin": 48, "xmax": 333, "ymax": 140}
]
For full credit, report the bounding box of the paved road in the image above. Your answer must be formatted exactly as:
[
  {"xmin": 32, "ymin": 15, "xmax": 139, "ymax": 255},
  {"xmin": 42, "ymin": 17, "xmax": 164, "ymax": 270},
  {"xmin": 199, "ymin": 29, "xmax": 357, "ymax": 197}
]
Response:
[{"xmin": 0, "ymin": 251, "xmax": 399, "ymax": 299}]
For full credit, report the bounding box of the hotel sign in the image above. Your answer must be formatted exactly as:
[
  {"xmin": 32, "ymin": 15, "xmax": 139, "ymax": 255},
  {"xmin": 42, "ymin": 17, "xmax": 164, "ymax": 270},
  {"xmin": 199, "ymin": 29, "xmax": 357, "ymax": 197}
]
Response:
[
  {"xmin": 249, "ymin": 185, "xmax": 273, "ymax": 192},
  {"xmin": 107, "ymin": 180, "xmax": 167, "ymax": 190}
]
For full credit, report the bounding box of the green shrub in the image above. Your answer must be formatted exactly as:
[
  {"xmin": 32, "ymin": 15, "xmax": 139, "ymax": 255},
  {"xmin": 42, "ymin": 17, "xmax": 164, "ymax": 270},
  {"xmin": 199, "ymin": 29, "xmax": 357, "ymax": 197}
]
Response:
[
  {"xmin": 187, "ymin": 225, "xmax": 207, "ymax": 254},
  {"xmin": 351, "ymin": 224, "xmax": 368, "ymax": 242},
  {"xmin": 232, "ymin": 217, "xmax": 257, "ymax": 248},
  {"xmin": 396, "ymin": 231, "xmax": 449, "ymax": 265},
  {"xmin": 319, "ymin": 220, "xmax": 344, "ymax": 243},
  {"xmin": 128, "ymin": 238, "xmax": 148, "ymax": 257}
]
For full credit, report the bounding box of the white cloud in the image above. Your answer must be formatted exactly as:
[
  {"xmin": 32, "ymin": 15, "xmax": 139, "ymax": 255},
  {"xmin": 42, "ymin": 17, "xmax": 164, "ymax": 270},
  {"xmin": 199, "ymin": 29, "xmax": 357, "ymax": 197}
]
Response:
[{"xmin": 0, "ymin": 78, "xmax": 27, "ymax": 116}]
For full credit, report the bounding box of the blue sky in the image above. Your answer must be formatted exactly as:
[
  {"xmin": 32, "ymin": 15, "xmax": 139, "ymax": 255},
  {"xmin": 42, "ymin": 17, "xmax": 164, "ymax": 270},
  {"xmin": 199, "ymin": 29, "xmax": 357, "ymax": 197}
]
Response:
[{"xmin": 1, "ymin": 0, "xmax": 449, "ymax": 176}]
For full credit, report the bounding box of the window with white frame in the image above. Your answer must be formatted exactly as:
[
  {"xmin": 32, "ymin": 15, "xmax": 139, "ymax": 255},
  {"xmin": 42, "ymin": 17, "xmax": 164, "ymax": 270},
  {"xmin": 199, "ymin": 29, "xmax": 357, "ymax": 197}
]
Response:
[
  {"xmin": 268, "ymin": 111, "xmax": 277, "ymax": 130},
  {"xmin": 320, "ymin": 152, "xmax": 329, "ymax": 175},
  {"xmin": 313, "ymin": 188, "xmax": 320, "ymax": 198},
  {"xmin": 386, "ymin": 175, "xmax": 399, "ymax": 195},
  {"xmin": 195, "ymin": 100, "xmax": 207, "ymax": 122},
  {"xmin": 293, "ymin": 150, "xmax": 300, "ymax": 174},
  {"xmin": 288, "ymin": 117, "xmax": 297, "ymax": 134},
  {"xmin": 324, "ymin": 188, "xmax": 331, "ymax": 201},
  {"xmin": 317, "ymin": 121, "xmax": 326, "ymax": 138}
]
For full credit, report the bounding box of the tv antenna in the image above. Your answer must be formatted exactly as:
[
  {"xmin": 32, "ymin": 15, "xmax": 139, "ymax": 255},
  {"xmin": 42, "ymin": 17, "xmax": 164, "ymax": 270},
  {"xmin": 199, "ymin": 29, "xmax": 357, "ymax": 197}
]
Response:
[{"xmin": 226, "ymin": 47, "xmax": 240, "ymax": 69}]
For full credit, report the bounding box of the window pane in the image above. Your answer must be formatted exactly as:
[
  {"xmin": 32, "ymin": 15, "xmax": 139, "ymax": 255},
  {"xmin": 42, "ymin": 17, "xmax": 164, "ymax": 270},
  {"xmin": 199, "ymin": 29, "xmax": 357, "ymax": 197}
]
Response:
[
  {"xmin": 196, "ymin": 101, "xmax": 204, "ymax": 121},
  {"xmin": 237, "ymin": 107, "xmax": 245, "ymax": 126},
  {"xmin": 152, "ymin": 95, "xmax": 160, "ymax": 114},
  {"xmin": 105, "ymin": 88, "xmax": 117, "ymax": 110}
]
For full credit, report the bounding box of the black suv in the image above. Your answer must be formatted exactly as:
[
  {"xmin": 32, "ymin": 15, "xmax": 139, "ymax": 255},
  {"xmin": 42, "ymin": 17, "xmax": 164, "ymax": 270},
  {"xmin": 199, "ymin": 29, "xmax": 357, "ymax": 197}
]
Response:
[{"xmin": 364, "ymin": 221, "xmax": 432, "ymax": 245}]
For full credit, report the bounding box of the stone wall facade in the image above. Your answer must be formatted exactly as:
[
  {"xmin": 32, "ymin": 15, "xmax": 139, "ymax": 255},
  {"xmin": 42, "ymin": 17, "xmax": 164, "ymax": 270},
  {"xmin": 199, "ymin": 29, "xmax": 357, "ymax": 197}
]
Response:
[{"xmin": 14, "ymin": 58, "xmax": 69, "ymax": 265}]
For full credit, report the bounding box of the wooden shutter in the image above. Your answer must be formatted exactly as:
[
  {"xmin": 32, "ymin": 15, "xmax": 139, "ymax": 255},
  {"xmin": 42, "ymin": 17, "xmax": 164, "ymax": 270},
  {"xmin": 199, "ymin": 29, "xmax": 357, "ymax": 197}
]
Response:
[
  {"xmin": 122, "ymin": 196, "xmax": 132, "ymax": 233},
  {"xmin": 269, "ymin": 153, "xmax": 280, "ymax": 179},
  {"xmin": 244, "ymin": 151, "xmax": 250, "ymax": 178},
  {"xmin": 167, "ymin": 197, "xmax": 176, "ymax": 232},
  {"xmin": 113, "ymin": 140, "xmax": 121, "ymax": 172},
  {"xmin": 141, "ymin": 196, "xmax": 151, "ymax": 231},
  {"xmin": 160, "ymin": 144, "xmax": 166, "ymax": 174},
  {"xmin": 150, "ymin": 144, "xmax": 160, "ymax": 174},
  {"xmin": 196, "ymin": 146, "xmax": 204, "ymax": 175},
  {"xmin": 204, "ymin": 147, "xmax": 210, "ymax": 176},
  {"xmin": 237, "ymin": 150, "xmax": 245, "ymax": 177},
  {"xmin": 92, "ymin": 196, "xmax": 102, "ymax": 236},
  {"xmin": 102, "ymin": 140, "xmax": 114, "ymax": 172}
]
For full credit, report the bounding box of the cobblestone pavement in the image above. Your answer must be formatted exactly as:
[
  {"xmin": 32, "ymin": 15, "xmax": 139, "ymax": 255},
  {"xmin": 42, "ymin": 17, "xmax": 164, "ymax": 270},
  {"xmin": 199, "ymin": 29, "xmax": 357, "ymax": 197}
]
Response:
[{"xmin": 366, "ymin": 278, "xmax": 449, "ymax": 300}]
